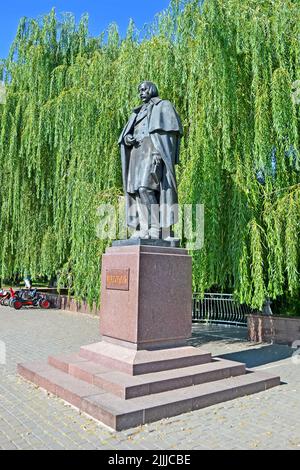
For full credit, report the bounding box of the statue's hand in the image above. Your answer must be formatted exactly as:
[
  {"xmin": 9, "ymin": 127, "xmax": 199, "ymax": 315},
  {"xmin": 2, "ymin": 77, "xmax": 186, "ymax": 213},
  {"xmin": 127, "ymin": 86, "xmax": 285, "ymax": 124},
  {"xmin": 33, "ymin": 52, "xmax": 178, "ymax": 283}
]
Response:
[
  {"xmin": 152, "ymin": 153, "xmax": 162, "ymax": 165},
  {"xmin": 124, "ymin": 134, "xmax": 136, "ymax": 147}
]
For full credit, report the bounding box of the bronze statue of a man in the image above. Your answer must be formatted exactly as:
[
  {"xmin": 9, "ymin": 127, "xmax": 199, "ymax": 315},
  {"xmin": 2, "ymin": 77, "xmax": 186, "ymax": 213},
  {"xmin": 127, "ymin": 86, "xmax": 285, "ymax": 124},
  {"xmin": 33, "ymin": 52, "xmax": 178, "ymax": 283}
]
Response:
[{"xmin": 119, "ymin": 81, "xmax": 183, "ymax": 239}]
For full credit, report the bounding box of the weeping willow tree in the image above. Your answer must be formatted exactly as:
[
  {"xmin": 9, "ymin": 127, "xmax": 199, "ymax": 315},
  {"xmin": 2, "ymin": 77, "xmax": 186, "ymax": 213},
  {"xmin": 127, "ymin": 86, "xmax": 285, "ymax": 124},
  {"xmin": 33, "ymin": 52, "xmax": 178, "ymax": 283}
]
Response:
[{"xmin": 0, "ymin": 0, "xmax": 299, "ymax": 310}]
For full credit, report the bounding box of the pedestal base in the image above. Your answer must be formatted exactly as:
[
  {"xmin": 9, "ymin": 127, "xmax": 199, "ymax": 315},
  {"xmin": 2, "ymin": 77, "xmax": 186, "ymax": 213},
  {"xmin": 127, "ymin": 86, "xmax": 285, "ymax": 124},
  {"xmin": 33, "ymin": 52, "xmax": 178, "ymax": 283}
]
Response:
[
  {"xmin": 18, "ymin": 243, "xmax": 280, "ymax": 430},
  {"xmin": 18, "ymin": 340, "xmax": 280, "ymax": 431}
]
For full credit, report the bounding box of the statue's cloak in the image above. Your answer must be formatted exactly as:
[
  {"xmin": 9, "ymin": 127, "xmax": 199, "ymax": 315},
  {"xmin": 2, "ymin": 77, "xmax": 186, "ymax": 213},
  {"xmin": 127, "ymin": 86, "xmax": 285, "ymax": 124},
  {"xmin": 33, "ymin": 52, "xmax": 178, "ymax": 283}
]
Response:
[{"xmin": 118, "ymin": 97, "xmax": 183, "ymax": 228}]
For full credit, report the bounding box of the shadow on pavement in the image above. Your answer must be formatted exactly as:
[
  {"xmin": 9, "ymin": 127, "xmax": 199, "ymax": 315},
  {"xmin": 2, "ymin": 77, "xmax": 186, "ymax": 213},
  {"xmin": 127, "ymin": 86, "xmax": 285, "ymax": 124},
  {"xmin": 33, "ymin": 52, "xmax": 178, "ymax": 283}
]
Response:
[
  {"xmin": 218, "ymin": 344, "xmax": 292, "ymax": 368},
  {"xmin": 189, "ymin": 322, "xmax": 293, "ymax": 368}
]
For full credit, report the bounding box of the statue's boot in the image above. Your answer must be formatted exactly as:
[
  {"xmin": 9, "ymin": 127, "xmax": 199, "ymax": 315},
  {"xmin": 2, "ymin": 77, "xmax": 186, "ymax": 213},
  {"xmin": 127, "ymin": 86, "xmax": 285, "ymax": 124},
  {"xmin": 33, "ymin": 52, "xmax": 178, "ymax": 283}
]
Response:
[
  {"xmin": 130, "ymin": 229, "xmax": 149, "ymax": 239},
  {"xmin": 148, "ymin": 225, "xmax": 160, "ymax": 239}
]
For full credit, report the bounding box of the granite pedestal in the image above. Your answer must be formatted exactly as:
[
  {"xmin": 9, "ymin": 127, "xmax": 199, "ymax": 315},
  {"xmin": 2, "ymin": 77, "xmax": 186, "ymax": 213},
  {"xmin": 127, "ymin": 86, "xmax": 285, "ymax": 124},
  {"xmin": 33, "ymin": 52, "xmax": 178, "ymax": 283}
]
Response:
[
  {"xmin": 18, "ymin": 242, "xmax": 280, "ymax": 431},
  {"xmin": 100, "ymin": 244, "xmax": 191, "ymax": 350}
]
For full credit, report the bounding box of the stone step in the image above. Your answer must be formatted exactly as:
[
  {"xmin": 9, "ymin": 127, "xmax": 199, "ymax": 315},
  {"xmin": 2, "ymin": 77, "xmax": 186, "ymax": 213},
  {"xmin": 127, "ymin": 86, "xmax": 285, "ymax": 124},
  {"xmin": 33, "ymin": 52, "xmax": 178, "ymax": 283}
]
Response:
[
  {"xmin": 18, "ymin": 360, "xmax": 280, "ymax": 431},
  {"xmin": 48, "ymin": 353, "xmax": 94, "ymax": 374},
  {"xmin": 79, "ymin": 342, "xmax": 212, "ymax": 375},
  {"xmin": 49, "ymin": 353, "xmax": 246, "ymax": 399},
  {"xmin": 18, "ymin": 361, "xmax": 101, "ymax": 409}
]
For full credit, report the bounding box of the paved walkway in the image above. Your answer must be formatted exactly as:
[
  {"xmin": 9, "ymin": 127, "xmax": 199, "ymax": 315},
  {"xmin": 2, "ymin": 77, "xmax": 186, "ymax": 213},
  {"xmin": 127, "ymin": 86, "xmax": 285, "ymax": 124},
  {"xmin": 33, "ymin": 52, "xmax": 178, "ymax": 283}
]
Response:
[{"xmin": 0, "ymin": 306, "xmax": 299, "ymax": 450}]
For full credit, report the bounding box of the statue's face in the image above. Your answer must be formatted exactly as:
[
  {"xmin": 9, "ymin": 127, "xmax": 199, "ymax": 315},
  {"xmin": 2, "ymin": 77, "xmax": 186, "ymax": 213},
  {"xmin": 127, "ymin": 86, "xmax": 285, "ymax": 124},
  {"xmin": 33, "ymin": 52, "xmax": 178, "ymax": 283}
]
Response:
[{"xmin": 139, "ymin": 83, "xmax": 152, "ymax": 103}]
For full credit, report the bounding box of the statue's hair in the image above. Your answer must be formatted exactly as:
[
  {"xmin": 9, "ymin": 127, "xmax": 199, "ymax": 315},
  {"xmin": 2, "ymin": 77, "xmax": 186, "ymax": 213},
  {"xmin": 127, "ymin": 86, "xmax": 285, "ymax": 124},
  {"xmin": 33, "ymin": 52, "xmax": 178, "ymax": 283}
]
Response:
[{"xmin": 138, "ymin": 81, "xmax": 159, "ymax": 98}]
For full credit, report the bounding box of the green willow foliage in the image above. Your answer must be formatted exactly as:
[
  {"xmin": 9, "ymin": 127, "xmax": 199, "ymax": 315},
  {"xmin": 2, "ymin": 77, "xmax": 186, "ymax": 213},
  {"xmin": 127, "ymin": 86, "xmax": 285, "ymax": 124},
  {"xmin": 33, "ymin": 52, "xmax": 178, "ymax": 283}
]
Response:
[{"xmin": 0, "ymin": 0, "xmax": 299, "ymax": 309}]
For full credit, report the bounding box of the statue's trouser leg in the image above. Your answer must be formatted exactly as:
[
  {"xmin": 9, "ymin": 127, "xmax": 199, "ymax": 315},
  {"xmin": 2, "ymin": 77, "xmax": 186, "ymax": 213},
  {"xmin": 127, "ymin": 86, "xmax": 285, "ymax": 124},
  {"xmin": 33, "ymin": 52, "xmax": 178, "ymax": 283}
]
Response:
[{"xmin": 138, "ymin": 187, "xmax": 160, "ymax": 238}]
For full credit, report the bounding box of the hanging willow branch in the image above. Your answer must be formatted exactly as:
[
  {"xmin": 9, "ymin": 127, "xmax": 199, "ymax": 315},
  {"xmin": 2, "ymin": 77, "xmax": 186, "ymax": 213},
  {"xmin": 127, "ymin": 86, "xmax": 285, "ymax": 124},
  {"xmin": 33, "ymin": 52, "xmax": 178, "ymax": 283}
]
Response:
[{"xmin": 0, "ymin": 0, "xmax": 299, "ymax": 309}]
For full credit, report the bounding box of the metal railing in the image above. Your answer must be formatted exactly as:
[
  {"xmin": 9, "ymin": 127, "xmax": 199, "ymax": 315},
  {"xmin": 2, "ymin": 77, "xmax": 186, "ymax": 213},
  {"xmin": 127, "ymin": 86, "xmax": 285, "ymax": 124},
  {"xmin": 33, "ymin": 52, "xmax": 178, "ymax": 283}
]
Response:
[{"xmin": 192, "ymin": 292, "xmax": 254, "ymax": 326}]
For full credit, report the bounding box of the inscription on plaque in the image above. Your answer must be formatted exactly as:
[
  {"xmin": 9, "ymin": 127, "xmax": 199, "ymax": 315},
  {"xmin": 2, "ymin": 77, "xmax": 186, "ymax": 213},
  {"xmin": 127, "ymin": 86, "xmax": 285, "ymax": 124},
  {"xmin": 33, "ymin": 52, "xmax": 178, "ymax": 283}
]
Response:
[{"xmin": 106, "ymin": 269, "xmax": 130, "ymax": 291}]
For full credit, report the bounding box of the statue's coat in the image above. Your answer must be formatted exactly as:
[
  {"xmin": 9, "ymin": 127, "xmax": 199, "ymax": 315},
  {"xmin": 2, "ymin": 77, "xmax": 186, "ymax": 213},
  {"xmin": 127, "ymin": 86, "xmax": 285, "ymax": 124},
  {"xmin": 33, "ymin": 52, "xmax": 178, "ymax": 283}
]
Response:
[{"xmin": 119, "ymin": 97, "xmax": 183, "ymax": 228}]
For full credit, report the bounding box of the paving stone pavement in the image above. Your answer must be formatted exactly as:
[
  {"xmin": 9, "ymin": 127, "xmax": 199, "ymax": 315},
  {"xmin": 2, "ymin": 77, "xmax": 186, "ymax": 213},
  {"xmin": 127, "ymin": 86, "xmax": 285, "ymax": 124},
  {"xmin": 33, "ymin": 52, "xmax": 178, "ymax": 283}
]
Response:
[{"xmin": 0, "ymin": 305, "xmax": 299, "ymax": 450}]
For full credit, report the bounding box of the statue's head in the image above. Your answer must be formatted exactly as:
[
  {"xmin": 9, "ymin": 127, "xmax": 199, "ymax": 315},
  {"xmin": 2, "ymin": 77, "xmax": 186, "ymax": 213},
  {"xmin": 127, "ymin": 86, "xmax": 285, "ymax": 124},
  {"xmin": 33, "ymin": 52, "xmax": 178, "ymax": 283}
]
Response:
[{"xmin": 138, "ymin": 81, "xmax": 159, "ymax": 103}]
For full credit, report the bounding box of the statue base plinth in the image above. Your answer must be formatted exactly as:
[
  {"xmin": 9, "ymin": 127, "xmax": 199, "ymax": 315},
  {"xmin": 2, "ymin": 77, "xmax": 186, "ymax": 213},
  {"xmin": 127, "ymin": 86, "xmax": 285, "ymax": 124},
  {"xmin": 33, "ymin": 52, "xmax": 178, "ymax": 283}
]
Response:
[{"xmin": 112, "ymin": 238, "xmax": 180, "ymax": 248}]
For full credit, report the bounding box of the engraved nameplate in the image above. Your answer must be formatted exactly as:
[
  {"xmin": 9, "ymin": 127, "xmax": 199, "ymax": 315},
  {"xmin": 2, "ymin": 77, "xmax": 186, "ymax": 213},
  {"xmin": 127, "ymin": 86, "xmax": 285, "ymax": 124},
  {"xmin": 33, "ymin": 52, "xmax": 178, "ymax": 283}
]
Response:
[{"xmin": 106, "ymin": 269, "xmax": 130, "ymax": 291}]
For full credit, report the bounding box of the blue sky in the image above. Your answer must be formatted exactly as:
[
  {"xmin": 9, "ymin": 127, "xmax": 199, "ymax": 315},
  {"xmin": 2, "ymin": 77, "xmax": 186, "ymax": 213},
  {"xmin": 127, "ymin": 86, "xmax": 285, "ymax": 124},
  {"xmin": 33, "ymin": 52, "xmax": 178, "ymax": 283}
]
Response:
[{"xmin": 0, "ymin": 0, "xmax": 171, "ymax": 58}]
